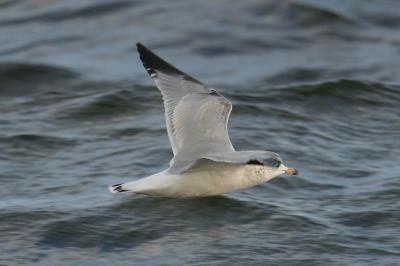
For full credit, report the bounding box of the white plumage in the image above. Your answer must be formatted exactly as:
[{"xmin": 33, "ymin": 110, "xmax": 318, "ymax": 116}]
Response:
[{"xmin": 109, "ymin": 43, "xmax": 297, "ymax": 197}]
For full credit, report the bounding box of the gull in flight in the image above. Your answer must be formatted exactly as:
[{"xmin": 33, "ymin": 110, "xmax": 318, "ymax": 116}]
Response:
[{"xmin": 109, "ymin": 43, "xmax": 298, "ymax": 197}]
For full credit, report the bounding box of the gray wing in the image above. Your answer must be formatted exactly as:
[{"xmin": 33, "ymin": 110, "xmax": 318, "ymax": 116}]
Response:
[{"xmin": 137, "ymin": 43, "xmax": 235, "ymax": 161}]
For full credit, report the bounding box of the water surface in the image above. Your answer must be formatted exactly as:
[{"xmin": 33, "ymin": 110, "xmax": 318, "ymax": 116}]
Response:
[{"xmin": 0, "ymin": 1, "xmax": 400, "ymax": 265}]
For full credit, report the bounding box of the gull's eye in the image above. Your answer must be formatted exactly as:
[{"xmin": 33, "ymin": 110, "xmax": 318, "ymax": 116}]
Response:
[
  {"xmin": 246, "ymin": 160, "xmax": 263, "ymax": 165},
  {"xmin": 264, "ymin": 158, "xmax": 281, "ymax": 168},
  {"xmin": 209, "ymin": 89, "xmax": 219, "ymax": 96}
]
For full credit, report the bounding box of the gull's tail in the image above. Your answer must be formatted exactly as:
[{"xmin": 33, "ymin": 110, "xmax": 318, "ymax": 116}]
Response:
[
  {"xmin": 109, "ymin": 171, "xmax": 167, "ymax": 195},
  {"xmin": 108, "ymin": 183, "xmax": 130, "ymax": 193}
]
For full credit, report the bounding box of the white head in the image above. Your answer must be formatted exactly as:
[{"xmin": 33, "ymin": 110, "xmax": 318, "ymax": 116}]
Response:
[{"xmin": 244, "ymin": 153, "xmax": 298, "ymax": 183}]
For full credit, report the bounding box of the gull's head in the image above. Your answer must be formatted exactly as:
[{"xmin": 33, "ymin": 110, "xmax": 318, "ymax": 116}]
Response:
[{"xmin": 245, "ymin": 151, "xmax": 298, "ymax": 181}]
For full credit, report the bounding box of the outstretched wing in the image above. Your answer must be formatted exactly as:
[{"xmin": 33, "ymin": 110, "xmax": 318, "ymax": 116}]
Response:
[{"xmin": 136, "ymin": 43, "xmax": 234, "ymax": 160}]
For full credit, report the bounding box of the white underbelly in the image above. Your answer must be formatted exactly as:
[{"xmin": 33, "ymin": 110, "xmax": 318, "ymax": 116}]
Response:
[{"xmin": 132, "ymin": 164, "xmax": 276, "ymax": 197}]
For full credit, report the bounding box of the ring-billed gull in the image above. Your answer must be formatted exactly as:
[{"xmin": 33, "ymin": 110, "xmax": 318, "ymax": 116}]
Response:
[{"xmin": 109, "ymin": 43, "xmax": 298, "ymax": 197}]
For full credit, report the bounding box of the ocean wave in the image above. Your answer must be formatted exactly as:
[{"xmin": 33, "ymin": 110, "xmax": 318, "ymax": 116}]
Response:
[
  {"xmin": 248, "ymin": 1, "xmax": 358, "ymax": 28},
  {"xmin": 0, "ymin": 63, "xmax": 78, "ymax": 81},
  {"xmin": 264, "ymin": 67, "xmax": 380, "ymax": 86},
  {"xmin": 37, "ymin": 196, "xmax": 325, "ymax": 250},
  {"xmin": 253, "ymin": 79, "xmax": 400, "ymax": 106},
  {"xmin": 0, "ymin": 1, "xmax": 135, "ymax": 25},
  {"xmin": 0, "ymin": 134, "xmax": 78, "ymax": 156},
  {"xmin": 0, "ymin": 63, "xmax": 79, "ymax": 96},
  {"xmin": 335, "ymin": 209, "xmax": 400, "ymax": 228},
  {"xmin": 58, "ymin": 87, "xmax": 161, "ymax": 120}
]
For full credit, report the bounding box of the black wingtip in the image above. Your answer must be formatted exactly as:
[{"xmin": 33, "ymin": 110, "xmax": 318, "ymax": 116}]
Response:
[
  {"xmin": 136, "ymin": 42, "xmax": 173, "ymax": 77},
  {"xmin": 136, "ymin": 43, "xmax": 158, "ymax": 76},
  {"xmin": 136, "ymin": 42, "xmax": 146, "ymax": 53},
  {"xmin": 135, "ymin": 42, "xmax": 202, "ymax": 84},
  {"xmin": 136, "ymin": 42, "xmax": 150, "ymax": 60}
]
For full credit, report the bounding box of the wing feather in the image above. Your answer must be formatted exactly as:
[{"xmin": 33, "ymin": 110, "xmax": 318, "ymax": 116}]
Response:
[{"xmin": 136, "ymin": 43, "xmax": 234, "ymax": 163}]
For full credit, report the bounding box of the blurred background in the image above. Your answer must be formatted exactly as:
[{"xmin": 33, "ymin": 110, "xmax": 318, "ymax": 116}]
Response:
[{"xmin": 0, "ymin": 0, "xmax": 399, "ymax": 265}]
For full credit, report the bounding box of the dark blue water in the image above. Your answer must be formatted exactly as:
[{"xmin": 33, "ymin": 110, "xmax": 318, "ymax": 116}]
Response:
[{"xmin": 1, "ymin": 1, "xmax": 400, "ymax": 265}]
